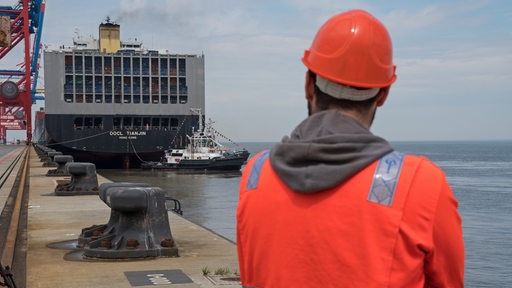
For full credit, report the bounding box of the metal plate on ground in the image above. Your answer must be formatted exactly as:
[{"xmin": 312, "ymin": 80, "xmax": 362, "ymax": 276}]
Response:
[
  {"xmin": 124, "ymin": 270, "xmax": 193, "ymax": 286},
  {"xmin": 206, "ymin": 275, "xmax": 241, "ymax": 285}
]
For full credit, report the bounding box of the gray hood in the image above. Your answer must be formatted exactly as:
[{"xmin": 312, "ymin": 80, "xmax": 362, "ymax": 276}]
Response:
[{"xmin": 269, "ymin": 110, "xmax": 393, "ymax": 193}]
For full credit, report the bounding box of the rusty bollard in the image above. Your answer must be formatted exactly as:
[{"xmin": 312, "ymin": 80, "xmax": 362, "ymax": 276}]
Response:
[
  {"xmin": 36, "ymin": 146, "xmax": 54, "ymax": 160},
  {"xmin": 82, "ymin": 184, "xmax": 178, "ymax": 259},
  {"xmin": 46, "ymin": 155, "xmax": 74, "ymax": 176},
  {"xmin": 54, "ymin": 162, "xmax": 99, "ymax": 196},
  {"xmin": 42, "ymin": 151, "xmax": 62, "ymax": 167},
  {"xmin": 78, "ymin": 182, "xmax": 151, "ymax": 248},
  {"xmin": 34, "ymin": 144, "xmax": 51, "ymax": 158}
]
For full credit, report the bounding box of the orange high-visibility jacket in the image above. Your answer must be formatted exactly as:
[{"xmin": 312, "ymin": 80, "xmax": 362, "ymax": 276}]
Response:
[{"xmin": 237, "ymin": 151, "xmax": 464, "ymax": 288}]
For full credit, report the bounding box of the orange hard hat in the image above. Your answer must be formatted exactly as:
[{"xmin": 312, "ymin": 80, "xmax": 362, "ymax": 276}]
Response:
[{"xmin": 302, "ymin": 9, "xmax": 396, "ymax": 89}]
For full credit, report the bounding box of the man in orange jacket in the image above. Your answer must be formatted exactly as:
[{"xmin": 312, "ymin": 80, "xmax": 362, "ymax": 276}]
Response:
[{"xmin": 237, "ymin": 9, "xmax": 464, "ymax": 288}]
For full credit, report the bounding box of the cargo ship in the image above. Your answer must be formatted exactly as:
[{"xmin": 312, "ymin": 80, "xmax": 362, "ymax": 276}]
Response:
[{"xmin": 42, "ymin": 19, "xmax": 205, "ymax": 168}]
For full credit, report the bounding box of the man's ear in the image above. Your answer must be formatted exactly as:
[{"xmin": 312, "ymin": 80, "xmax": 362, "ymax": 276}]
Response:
[
  {"xmin": 376, "ymin": 86, "xmax": 391, "ymax": 107},
  {"xmin": 305, "ymin": 71, "xmax": 315, "ymax": 102}
]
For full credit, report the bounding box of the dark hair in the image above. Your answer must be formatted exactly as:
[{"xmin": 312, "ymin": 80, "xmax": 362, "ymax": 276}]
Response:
[{"xmin": 309, "ymin": 71, "xmax": 380, "ymax": 113}]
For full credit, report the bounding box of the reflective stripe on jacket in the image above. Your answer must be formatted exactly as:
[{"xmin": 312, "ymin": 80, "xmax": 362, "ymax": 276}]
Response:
[{"xmin": 237, "ymin": 150, "xmax": 464, "ymax": 288}]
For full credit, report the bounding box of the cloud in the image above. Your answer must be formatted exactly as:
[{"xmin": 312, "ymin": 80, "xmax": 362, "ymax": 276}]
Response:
[
  {"xmin": 383, "ymin": 5, "xmax": 448, "ymax": 34},
  {"xmin": 394, "ymin": 41, "xmax": 512, "ymax": 105},
  {"xmin": 116, "ymin": 0, "xmax": 260, "ymax": 38}
]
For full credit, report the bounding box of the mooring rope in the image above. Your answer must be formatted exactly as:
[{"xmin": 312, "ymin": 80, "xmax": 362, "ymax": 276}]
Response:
[{"xmin": 46, "ymin": 130, "xmax": 111, "ymax": 146}]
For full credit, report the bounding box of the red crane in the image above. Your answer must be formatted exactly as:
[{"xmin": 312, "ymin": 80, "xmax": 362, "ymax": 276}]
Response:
[{"xmin": 0, "ymin": 0, "xmax": 45, "ymax": 144}]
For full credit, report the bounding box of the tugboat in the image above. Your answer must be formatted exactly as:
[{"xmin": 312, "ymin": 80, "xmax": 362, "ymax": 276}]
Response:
[{"xmin": 141, "ymin": 109, "xmax": 250, "ymax": 170}]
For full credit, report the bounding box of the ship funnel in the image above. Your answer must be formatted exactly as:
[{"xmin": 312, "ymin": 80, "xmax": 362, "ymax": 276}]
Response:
[{"xmin": 99, "ymin": 17, "xmax": 121, "ymax": 53}]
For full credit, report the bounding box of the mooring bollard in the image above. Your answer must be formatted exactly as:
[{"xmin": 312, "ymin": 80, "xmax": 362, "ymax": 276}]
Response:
[
  {"xmin": 78, "ymin": 182, "xmax": 151, "ymax": 248},
  {"xmin": 34, "ymin": 144, "xmax": 52, "ymax": 158},
  {"xmin": 82, "ymin": 184, "xmax": 178, "ymax": 259},
  {"xmin": 46, "ymin": 155, "xmax": 74, "ymax": 176},
  {"xmin": 36, "ymin": 145, "xmax": 53, "ymax": 158},
  {"xmin": 54, "ymin": 162, "xmax": 99, "ymax": 196},
  {"xmin": 42, "ymin": 151, "xmax": 62, "ymax": 167}
]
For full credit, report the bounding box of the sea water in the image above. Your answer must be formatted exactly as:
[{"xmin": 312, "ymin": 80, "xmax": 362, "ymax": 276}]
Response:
[{"xmin": 99, "ymin": 140, "xmax": 512, "ymax": 287}]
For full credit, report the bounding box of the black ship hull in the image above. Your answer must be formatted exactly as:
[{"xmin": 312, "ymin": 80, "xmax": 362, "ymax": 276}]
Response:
[
  {"xmin": 44, "ymin": 146, "xmax": 164, "ymax": 169},
  {"xmin": 43, "ymin": 114, "xmax": 199, "ymax": 169}
]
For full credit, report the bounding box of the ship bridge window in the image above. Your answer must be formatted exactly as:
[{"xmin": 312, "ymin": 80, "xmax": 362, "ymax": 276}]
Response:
[
  {"xmin": 179, "ymin": 96, "xmax": 188, "ymax": 104},
  {"xmin": 143, "ymin": 95, "xmax": 150, "ymax": 104},
  {"xmin": 114, "ymin": 94, "xmax": 121, "ymax": 103},
  {"xmin": 95, "ymin": 95, "xmax": 102, "ymax": 103},
  {"xmin": 73, "ymin": 118, "xmax": 83, "ymax": 130},
  {"xmin": 161, "ymin": 95, "xmax": 168, "ymax": 104},
  {"xmin": 85, "ymin": 94, "xmax": 93, "ymax": 103},
  {"xmin": 170, "ymin": 95, "xmax": 177, "ymax": 104},
  {"xmin": 124, "ymin": 95, "xmax": 131, "ymax": 103},
  {"xmin": 133, "ymin": 94, "xmax": 141, "ymax": 103},
  {"xmin": 105, "ymin": 94, "xmax": 112, "ymax": 103},
  {"xmin": 76, "ymin": 94, "xmax": 84, "ymax": 103}
]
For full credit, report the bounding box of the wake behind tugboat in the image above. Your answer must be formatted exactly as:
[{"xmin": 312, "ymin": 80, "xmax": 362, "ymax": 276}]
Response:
[{"xmin": 141, "ymin": 109, "xmax": 250, "ymax": 171}]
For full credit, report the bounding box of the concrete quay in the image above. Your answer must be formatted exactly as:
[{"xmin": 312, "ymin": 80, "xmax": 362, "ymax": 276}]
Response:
[{"xmin": 22, "ymin": 146, "xmax": 241, "ymax": 288}]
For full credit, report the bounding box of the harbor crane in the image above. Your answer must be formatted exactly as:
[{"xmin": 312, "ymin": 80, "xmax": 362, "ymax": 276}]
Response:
[{"xmin": 0, "ymin": 0, "xmax": 45, "ymax": 144}]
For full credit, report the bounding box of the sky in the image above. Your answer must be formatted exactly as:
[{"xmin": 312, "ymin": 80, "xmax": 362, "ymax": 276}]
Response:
[{"xmin": 4, "ymin": 0, "xmax": 512, "ymax": 142}]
